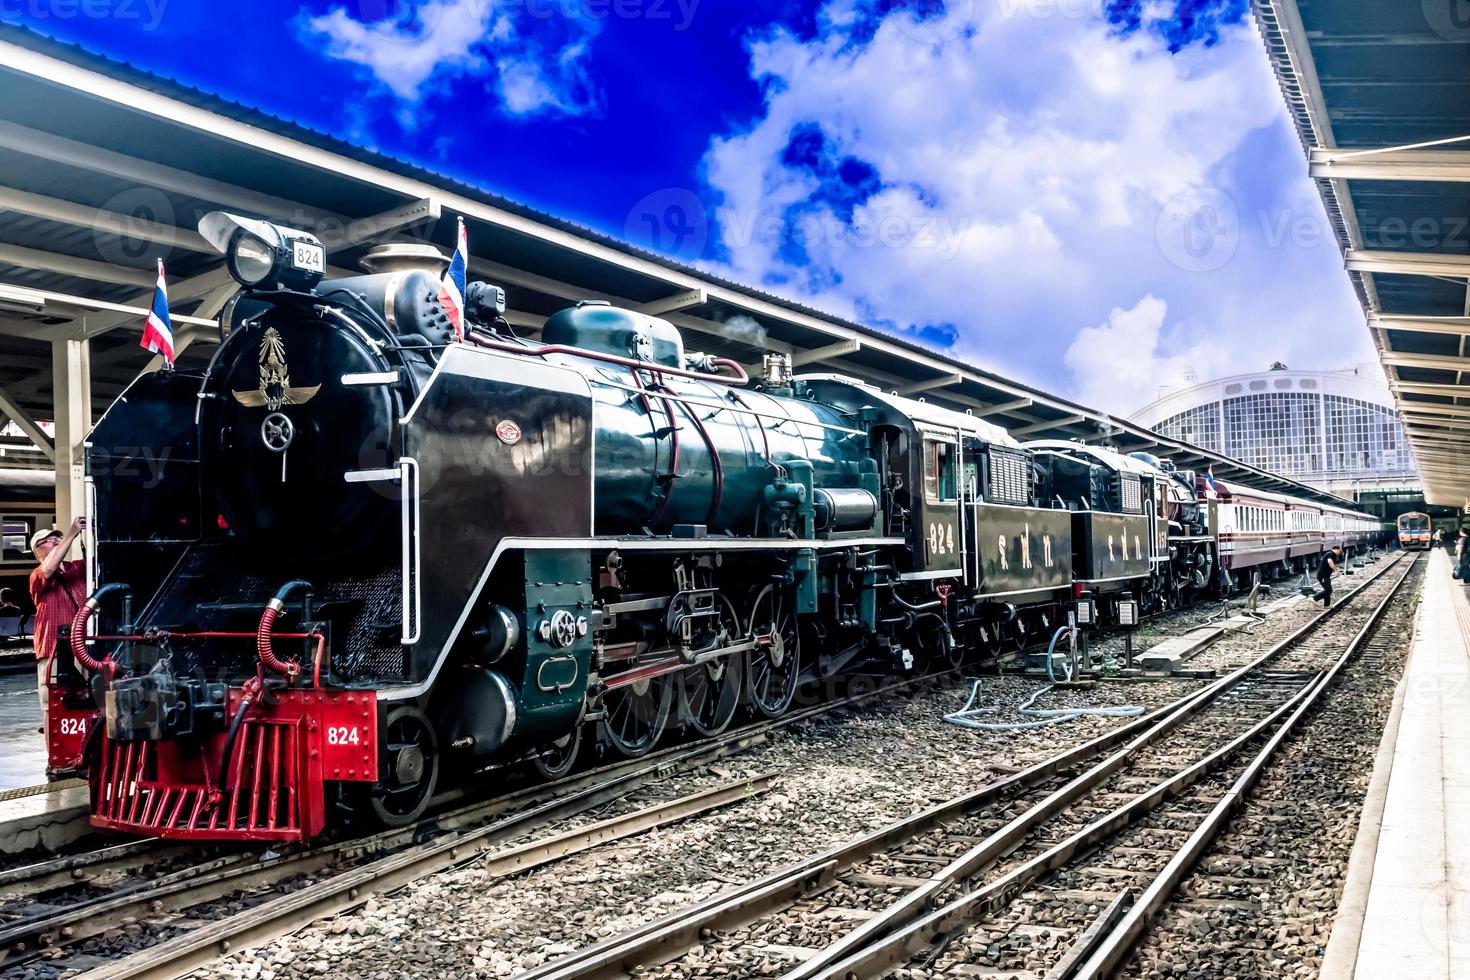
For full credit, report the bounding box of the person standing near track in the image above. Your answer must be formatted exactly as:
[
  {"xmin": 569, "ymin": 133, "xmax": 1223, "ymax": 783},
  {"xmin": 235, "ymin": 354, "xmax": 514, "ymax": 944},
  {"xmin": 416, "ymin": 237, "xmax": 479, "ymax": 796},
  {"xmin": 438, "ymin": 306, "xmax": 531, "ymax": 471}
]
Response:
[
  {"xmin": 1315, "ymin": 545, "xmax": 1343, "ymax": 607},
  {"xmin": 28, "ymin": 518, "xmax": 87, "ymax": 736},
  {"xmin": 1458, "ymin": 529, "xmax": 1470, "ymax": 582}
]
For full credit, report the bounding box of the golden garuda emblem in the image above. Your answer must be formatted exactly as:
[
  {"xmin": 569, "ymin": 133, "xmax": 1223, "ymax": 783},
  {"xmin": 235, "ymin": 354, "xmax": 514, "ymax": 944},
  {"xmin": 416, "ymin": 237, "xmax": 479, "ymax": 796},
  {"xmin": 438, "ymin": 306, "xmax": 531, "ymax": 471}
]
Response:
[{"xmin": 231, "ymin": 327, "xmax": 321, "ymax": 410}]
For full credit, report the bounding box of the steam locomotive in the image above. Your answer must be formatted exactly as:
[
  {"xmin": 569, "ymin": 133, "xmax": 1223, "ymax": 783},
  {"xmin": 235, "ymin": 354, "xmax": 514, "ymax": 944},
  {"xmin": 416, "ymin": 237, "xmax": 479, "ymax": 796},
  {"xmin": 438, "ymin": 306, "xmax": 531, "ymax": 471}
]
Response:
[{"xmin": 43, "ymin": 213, "xmax": 1382, "ymax": 842}]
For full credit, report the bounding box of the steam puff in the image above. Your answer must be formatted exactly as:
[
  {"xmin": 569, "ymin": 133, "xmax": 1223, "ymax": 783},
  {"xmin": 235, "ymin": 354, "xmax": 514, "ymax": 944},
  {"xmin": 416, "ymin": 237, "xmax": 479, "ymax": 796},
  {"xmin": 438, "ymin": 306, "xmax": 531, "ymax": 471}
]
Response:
[{"xmin": 722, "ymin": 315, "xmax": 769, "ymax": 348}]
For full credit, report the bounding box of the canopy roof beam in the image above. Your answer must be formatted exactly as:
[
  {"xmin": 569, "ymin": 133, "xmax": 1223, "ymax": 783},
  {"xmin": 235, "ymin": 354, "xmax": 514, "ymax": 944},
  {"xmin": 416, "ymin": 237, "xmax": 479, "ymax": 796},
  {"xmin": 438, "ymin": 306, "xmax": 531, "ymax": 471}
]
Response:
[
  {"xmin": 635, "ymin": 288, "xmax": 708, "ymax": 318},
  {"xmin": 0, "ymin": 186, "xmax": 212, "ymax": 253},
  {"xmin": 1346, "ymin": 249, "xmax": 1470, "ymax": 279},
  {"xmin": 791, "ymin": 339, "xmax": 862, "ymax": 367},
  {"xmin": 0, "ymin": 382, "xmax": 54, "ymax": 461},
  {"xmin": 1382, "ymin": 350, "xmax": 1470, "ymax": 372},
  {"xmin": 1010, "ymin": 414, "xmax": 1086, "ymax": 437},
  {"xmin": 0, "ymin": 243, "xmax": 155, "ymax": 289},
  {"xmin": 974, "ymin": 397, "xmax": 1034, "ymax": 418},
  {"xmin": 1310, "ymin": 147, "xmax": 1470, "ymax": 182},
  {"xmin": 0, "ymin": 117, "xmax": 346, "ymax": 228},
  {"xmin": 1395, "ymin": 381, "xmax": 1470, "ymax": 398},
  {"xmin": 896, "ymin": 372, "xmax": 964, "ymax": 396},
  {"xmin": 1374, "ymin": 315, "xmax": 1470, "ymax": 338}
]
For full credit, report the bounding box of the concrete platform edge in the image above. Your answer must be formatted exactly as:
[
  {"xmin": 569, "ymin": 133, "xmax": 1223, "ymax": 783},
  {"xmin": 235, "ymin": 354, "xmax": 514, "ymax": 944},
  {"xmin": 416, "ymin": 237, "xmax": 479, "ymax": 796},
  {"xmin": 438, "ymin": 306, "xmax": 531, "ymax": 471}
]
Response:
[
  {"xmin": 1319, "ymin": 627, "xmax": 1416, "ymax": 980},
  {"xmin": 0, "ymin": 784, "xmax": 91, "ymax": 855}
]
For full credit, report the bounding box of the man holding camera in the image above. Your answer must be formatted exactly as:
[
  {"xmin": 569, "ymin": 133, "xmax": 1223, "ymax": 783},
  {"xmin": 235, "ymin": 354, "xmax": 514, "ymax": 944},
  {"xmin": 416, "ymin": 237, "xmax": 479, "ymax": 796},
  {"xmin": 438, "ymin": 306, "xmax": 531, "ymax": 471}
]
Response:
[{"xmin": 28, "ymin": 517, "xmax": 87, "ymax": 734}]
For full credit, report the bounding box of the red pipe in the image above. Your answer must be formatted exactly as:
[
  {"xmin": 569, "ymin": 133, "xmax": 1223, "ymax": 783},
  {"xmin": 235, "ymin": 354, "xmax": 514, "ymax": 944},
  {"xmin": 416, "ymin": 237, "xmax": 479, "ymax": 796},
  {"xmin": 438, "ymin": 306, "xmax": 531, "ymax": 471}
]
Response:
[
  {"xmin": 311, "ymin": 633, "xmax": 326, "ymax": 690},
  {"xmin": 646, "ymin": 376, "xmax": 682, "ymax": 530},
  {"xmin": 707, "ymin": 357, "xmax": 747, "ymax": 382},
  {"xmin": 91, "ymin": 630, "xmax": 327, "ymax": 690},
  {"xmin": 467, "ymin": 331, "xmax": 750, "ymax": 386},
  {"xmin": 256, "ymin": 606, "xmax": 301, "ymax": 681},
  {"xmin": 92, "ymin": 632, "xmax": 316, "ymax": 640},
  {"xmin": 69, "ymin": 598, "xmax": 111, "ymax": 674},
  {"xmin": 657, "ymin": 378, "xmax": 724, "ymax": 527}
]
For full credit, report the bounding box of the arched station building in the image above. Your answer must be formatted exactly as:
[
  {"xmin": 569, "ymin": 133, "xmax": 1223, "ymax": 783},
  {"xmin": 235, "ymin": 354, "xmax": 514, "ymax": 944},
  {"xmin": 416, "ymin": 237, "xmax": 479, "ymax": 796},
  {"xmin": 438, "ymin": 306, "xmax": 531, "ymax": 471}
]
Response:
[{"xmin": 1129, "ymin": 364, "xmax": 1419, "ymax": 504}]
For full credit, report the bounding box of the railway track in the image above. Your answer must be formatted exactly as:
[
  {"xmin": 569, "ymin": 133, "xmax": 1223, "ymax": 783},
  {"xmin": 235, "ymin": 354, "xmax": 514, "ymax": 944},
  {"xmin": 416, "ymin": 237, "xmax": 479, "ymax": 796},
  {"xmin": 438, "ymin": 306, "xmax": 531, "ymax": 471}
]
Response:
[
  {"xmin": 509, "ymin": 550, "xmax": 1415, "ymax": 980},
  {"xmin": 0, "ymin": 669, "xmax": 975, "ymax": 980},
  {"xmin": 0, "ymin": 551, "xmax": 1402, "ymax": 980},
  {"xmin": 0, "ymin": 550, "xmax": 1372, "ymax": 871}
]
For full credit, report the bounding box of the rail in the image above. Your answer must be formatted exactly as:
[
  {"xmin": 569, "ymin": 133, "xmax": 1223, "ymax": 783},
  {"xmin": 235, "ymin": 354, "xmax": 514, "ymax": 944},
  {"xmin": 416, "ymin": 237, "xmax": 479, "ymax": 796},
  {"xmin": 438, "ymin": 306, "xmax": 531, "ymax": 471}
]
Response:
[{"xmin": 509, "ymin": 552, "xmax": 1414, "ymax": 980}]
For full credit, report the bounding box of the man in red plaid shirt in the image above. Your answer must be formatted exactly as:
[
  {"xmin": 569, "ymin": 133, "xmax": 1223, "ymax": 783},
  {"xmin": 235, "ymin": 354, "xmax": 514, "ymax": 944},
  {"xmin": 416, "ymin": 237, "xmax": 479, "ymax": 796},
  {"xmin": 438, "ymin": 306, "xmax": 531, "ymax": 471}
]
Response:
[{"xmin": 29, "ymin": 518, "xmax": 86, "ymax": 733}]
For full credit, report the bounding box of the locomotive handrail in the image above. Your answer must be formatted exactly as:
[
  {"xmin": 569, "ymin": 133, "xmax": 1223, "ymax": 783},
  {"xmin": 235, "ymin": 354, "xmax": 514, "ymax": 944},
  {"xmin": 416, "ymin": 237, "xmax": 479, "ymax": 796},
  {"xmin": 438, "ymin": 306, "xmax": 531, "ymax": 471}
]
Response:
[
  {"xmin": 585, "ymin": 375, "xmax": 867, "ymax": 436},
  {"xmin": 400, "ymin": 456, "xmax": 422, "ymax": 645},
  {"xmin": 84, "ymin": 476, "xmax": 97, "ymax": 598},
  {"xmin": 466, "ymin": 330, "xmax": 750, "ymax": 386}
]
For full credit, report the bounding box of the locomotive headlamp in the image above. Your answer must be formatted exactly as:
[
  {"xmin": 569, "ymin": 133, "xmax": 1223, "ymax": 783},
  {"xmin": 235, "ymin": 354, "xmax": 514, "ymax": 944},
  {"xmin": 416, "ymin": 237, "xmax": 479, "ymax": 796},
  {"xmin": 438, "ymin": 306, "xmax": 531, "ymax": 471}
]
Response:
[{"xmin": 199, "ymin": 212, "xmax": 326, "ymax": 291}]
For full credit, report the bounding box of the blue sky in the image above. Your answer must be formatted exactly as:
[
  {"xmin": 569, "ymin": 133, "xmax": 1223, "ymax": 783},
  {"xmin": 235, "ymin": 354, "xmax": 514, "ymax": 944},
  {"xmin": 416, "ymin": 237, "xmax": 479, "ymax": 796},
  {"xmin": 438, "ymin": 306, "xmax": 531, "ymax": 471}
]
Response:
[{"xmin": 11, "ymin": 0, "xmax": 1371, "ymax": 414}]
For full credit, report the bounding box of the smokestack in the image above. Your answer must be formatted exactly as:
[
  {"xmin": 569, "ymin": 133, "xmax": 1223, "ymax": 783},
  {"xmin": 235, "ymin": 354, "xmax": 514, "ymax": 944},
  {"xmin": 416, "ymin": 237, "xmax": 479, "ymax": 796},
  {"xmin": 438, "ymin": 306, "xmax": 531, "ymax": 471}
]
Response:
[{"xmin": 359, "ymin": 243, "xmax": 451, "ymax": 276}]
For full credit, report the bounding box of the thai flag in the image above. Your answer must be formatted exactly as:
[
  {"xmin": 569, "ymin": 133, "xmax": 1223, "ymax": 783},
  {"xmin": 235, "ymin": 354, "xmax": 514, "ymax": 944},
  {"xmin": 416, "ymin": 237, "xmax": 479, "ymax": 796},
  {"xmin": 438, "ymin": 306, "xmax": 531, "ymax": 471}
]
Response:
[
  {"xmin": 140, "ymin": 258, "xmax": 175, "ymax": 367},
  {"xmin": 1204, "ymin": 464, "xmax": 1219, "ymax": 496},
  {"xmin": 438, "ymin": 216, "xmax": 468, "ymax": 342}
]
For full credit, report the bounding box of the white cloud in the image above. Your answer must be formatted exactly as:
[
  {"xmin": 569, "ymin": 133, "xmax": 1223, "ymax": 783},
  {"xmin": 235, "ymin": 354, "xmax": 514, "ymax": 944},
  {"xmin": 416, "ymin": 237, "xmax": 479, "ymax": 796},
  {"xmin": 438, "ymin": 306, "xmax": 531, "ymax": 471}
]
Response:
[
  {"xmin": 698, "ymin": 0, "xmax": 1371, "ymax": 413},
  {"xmin": 299, "ymin": 0, "xmax": 598, "ymax": 119},
  {"xmin": 496, "ymin": 35, "xmax": 597, "ymax": 115},
  {"xmin": 1063, "ymin": 294, "xmax": 1223, "ymax": 414}
]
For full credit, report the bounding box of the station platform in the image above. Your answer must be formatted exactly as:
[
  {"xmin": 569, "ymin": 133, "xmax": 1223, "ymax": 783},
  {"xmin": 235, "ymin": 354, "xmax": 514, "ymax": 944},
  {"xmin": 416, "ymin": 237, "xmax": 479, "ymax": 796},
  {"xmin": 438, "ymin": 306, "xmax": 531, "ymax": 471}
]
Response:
[
  {"xmin": 1323, "ymin": 548, "xmax": 1470, "ymax": 978},
  {"xmin": 0, "ymin": 663, "xmax": 46, "ymax": 790},
  {"xmin": 0, "ymin": 665, "xmax": 91, "ymax": 854}
]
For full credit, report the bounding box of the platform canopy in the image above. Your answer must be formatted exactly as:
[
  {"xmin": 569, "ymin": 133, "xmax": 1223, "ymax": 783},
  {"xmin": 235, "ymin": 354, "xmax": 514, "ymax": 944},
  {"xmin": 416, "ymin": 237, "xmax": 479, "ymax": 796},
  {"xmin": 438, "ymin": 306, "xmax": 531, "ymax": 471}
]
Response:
[
  {"xmin": 1257, "ymin": 0, "xmax": 1470, "ymax": 507},
  {"xmin": 0, "ymin": 22, "xmax": 1356, "ymax": 516}
]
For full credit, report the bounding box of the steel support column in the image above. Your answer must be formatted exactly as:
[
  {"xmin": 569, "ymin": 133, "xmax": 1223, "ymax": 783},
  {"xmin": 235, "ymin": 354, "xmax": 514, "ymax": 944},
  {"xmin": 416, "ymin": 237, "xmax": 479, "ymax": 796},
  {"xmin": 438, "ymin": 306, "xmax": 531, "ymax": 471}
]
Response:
[{"xmin": 51, "ymin": 333, "xmax": 90, "ymax": 543}]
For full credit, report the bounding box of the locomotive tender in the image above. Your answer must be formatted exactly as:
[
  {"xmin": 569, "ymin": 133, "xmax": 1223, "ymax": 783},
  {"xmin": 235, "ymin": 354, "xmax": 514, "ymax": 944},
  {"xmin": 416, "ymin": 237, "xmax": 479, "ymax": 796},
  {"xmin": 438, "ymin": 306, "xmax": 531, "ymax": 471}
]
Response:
[{"xmin": 43, "ymin": 214, "xmax": 1382, "ymax": 842}]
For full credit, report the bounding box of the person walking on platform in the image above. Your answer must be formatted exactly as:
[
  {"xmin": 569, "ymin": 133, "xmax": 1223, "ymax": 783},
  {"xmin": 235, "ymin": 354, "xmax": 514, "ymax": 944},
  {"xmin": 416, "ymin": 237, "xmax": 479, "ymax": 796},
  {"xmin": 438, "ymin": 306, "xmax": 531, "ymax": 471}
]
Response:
[
  {"xmin": 1458, "ymin": 529, "xmax": 1470, "ymax": 583},
  {"xmin": 1315, "ymin": 545, "xmax": 1343, "ymax": 607},
  {"xmin": 28, "ymin": 518, "xmax": 86, "ymax": 736}
]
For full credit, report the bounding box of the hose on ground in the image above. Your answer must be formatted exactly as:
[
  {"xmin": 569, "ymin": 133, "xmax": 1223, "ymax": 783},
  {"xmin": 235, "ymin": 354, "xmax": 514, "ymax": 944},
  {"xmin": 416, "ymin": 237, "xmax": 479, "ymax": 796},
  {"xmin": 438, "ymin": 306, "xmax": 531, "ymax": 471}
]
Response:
[
  {"xmin": 943, "ymin": 678, "xmax": 1146, "ymax": 731},
  {"xmin": 944, "ymin": 627, "xmax": 1144, "ymax": 731}
]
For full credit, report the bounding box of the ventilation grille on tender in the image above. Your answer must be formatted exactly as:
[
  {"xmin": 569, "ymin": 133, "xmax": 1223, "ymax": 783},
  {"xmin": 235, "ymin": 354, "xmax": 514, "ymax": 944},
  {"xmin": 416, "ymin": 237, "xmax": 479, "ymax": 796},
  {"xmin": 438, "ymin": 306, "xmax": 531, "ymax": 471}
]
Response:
[
  {"xmin": 1120, "ymin": 474, "xmax": 1142, "ymax": 514},
  {"xmin": 989, "ymin": 450, "xmax": 1030, "ymax": 506}
]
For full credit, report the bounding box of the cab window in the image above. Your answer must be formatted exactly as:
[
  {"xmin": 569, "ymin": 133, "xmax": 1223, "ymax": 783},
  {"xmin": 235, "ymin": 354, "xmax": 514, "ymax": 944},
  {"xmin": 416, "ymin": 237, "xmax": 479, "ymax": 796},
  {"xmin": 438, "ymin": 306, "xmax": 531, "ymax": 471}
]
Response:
[{"xmin": 923, "ymin": 439, "xmax": 959, "ymax": 502}]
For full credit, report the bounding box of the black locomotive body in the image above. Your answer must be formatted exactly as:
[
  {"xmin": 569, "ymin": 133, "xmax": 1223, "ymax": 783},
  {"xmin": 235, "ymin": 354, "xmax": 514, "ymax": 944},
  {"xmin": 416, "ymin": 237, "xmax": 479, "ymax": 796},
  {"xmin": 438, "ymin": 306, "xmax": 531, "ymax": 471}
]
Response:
[{"xmin": 42, "ymin": 213, "xmax": 1381, "ymax": 842}]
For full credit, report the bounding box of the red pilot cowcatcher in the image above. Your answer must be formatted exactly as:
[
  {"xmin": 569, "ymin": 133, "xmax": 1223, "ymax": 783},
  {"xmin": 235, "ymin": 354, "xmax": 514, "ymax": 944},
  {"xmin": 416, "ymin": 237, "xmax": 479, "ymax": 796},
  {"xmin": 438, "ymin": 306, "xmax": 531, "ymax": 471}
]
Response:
[{"xmin": 51, "ymin": 583, "xmax": 379, "ymax": 842}]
